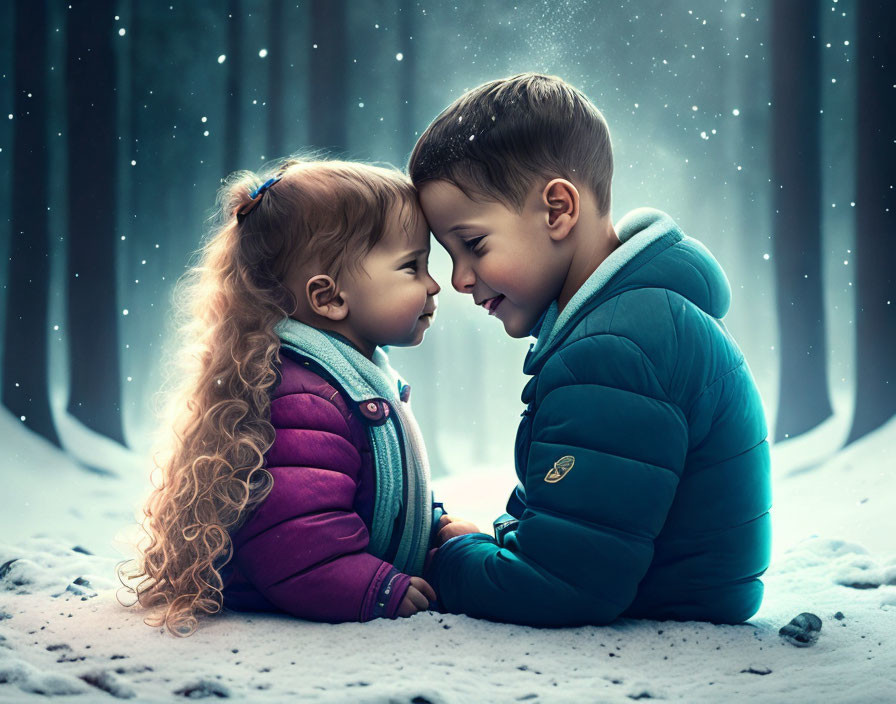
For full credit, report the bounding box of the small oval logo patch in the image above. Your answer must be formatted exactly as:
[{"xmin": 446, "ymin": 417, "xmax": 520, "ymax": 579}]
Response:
[{"xmin": 544, "ymin": 455, "xmax": 575, "ymax": 483}]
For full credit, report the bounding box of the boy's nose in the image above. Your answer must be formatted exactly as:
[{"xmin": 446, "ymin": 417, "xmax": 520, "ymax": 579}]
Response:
[
  {"xmin": 451, "ymin": 264, "xmax": 475, "ymax": 294},
  {"xmin": 428, "ymin": 274, "xmax": 441, "ymax": 296}
]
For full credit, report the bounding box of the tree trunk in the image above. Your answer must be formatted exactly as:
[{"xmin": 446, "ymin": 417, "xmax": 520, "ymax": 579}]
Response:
[
  {"xmin": 847, "ymin": 0, "xmax": 896, "ymax": 443},
  {"xmin": 771, "ymin": 0, "xmax": 833, "ymax": 441},
  {"xmin": 309, "ymin": 0, "xmax": 347, "ymax": 154},
  {"xmin": 224, "ymin": 0, "xmax": 244, "ymax": 175},
  {"xmin": 397, "ymin": 0, "xmax": 416, "ymax": 156},
  {"xmin": 65, "ymin": 0, "xmax": 127, "ymax": 446},
  {"xmin": 2, "ymin": 1, "xmax": 61, "ymax": 446},
  {"xmin": 267, "ymin": 0, "xmax": 287, "ymax": 159}
]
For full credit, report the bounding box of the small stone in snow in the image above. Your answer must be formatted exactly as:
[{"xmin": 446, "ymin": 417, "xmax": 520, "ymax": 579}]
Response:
[
  {"xmin": 740, "ymin": 665, "xmax": 772, "ymax": 675},
  {"xmin": 834, "ymin": 611, "xmax": 845, "ymax": 620},
  {"xmin": 843, "ymin": 581, "xmax": 879, "ymax": 590},
  {"xmin": 80, "ymin": 670, "xmax": 136, "ymax": 699},
  {"xmin": 0, "ymin": 559, "xmax": 18, "ymax": 580},
  {"xmin": 779, "ymin": 612, "xmax": 822, "ymax": 647},
  {"xmin": 65, "ymin": 579, "xmax": 97, "ymax": 598},
  {"xmin": 174, "ymin": 679, "xmax": 231, "ymax": 698}
]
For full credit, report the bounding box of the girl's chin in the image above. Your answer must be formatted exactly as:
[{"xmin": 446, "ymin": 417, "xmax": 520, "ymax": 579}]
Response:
[
  {"xmin": 385, "ymin": 329, "xmax": 430, "ymax": 349},
  {"xmin": 377, "ymin": 313, "xmax": 435, "ymax": 346}
]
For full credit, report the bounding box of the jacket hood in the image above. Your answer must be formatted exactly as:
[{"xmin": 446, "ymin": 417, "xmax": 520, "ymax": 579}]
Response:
[{"xmin": 526, "ymin": 207, "xmax": 731, "ymax": 371}]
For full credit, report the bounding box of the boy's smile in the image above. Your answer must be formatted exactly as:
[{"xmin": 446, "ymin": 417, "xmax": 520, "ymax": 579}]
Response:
[
  {"xmin": 418, "ymin": 179, "xmax": 576, "ymax": 338},
  {"xmin": 481, "ymin": 294, "xmax": 505, "ymax": 316}
]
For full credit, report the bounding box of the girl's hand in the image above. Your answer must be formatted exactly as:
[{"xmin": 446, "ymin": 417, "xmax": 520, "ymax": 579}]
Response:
[
  {"xmin": 397, "ymin": 576, "xmax": 437, "ymax": 617},
  {"xmin": 436, "ymin": 514, "xmax": 481, "ymax": 546}
]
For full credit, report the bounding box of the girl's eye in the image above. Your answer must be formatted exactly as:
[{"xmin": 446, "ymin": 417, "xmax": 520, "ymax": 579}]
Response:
[
  {"xmin": 401, "ymin": 260, "xmax": 419, "ymax": 271},
  {"xmin": 464, "ymin": 236, "xmax": 485, "ymax": 252}
]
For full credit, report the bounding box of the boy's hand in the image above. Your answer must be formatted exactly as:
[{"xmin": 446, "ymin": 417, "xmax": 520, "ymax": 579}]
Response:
[
  {"xmin": 436, "ymin": 514, "xmax": 481, "ymax": 546},
  {"xmin": 397, "ymin": 576, "xmax": 437, "ymax": 617}
]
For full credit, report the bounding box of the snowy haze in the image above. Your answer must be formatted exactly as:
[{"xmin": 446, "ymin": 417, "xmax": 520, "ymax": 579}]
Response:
[{"xmin": 0, "ymin": 1, "xmax": 863, "ymax": 475}]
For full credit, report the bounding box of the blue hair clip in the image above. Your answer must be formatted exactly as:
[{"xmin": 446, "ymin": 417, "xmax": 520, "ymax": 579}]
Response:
[
  {"xmin": 250, "ymin": 176, "xmax": 282, "ymax": 199},
  {"xmin": 236, "ymin": 175, "xmax": 283, "ymax": 222}
]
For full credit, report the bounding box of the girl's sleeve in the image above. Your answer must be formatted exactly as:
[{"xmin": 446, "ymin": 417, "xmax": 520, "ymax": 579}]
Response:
[{"xmin": 231, "ymin": 390, "xmax": 410, "ymax": 622}]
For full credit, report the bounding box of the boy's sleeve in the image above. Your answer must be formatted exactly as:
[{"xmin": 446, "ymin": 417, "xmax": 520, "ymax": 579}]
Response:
[
  {"xmin": 429, "ymin": 496, "xmax": 447, "ymax": 549},
  {"xmin": 425, "ymin": 333, "xmax": 688, "ymax": 626},
  {"xmin": 506, "ymin": 483, "xmax": 527, "ymax": 519},
  {"xmin": 233, "ymin": 390, "xmax": 410, "ymax": 622}
]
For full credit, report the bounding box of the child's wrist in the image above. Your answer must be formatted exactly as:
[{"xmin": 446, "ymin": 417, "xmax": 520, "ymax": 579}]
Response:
[{"xmin": 384, "ymin": 571, "xmax": 412, "ymax": 619}]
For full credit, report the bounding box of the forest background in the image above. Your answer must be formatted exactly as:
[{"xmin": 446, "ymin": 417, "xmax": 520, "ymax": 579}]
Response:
[{"xmin": 1, "ymin": 0, "xmax": 893, "ymax": 482}]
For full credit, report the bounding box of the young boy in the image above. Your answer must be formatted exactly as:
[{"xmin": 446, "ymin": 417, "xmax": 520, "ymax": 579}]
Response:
[{"xmin": 410, "ymin": 73, "xmax": 771, "ymax": 626}]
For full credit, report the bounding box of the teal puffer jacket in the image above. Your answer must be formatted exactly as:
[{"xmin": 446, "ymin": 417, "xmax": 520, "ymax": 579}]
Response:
[{"xmin": 426, "ymin": 208, "xmax": 772, "ymax": 626}]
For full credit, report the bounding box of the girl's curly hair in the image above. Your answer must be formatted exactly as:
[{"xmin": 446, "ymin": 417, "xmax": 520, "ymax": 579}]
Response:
[{"xmin": 116, "ymin": 156, "xmax": 418, "ymax": 636}]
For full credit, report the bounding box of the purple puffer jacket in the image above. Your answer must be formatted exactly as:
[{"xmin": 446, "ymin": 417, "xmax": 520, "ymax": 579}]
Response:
[{"xmin": 221, "ymin": 349, "xmax": 412, "ymax": 622}]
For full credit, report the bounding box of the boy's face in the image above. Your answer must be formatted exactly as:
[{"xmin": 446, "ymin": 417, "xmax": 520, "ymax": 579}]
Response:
[{"xmin": 418, "ymin": 180, "xmax": 570, "ymax": 338}]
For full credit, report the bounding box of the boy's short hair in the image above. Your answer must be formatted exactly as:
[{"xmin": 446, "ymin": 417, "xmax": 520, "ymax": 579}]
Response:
[{"xmin": 408, "ymin": 73, "xmax": 613, "ymax": 215}]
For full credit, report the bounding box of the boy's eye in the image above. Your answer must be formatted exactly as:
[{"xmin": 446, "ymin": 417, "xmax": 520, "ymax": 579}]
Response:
[
  {"xmin": 401, "ymin": 260, "xmax": 419, "ymax": 271},
  {"xmin": 463, "ymin": 236, "xmax": 485, "ymax": 252}
]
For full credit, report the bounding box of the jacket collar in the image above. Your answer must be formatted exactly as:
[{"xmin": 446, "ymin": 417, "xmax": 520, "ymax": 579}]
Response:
[{"xmin": 525, "ymin": 208, "xmax": 680, "ymax": 373}]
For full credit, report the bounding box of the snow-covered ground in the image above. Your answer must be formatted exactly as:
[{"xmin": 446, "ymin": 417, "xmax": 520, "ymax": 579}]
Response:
[{"xmin": 2, "ymin": 408, "xmax": 895, "ymax": 703}]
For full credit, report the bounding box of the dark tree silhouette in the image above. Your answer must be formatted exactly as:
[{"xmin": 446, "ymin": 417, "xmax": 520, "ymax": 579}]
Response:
[
  {"xmin": 224, "ymin": 0, "xmax": 245, "ymax": 175},
  {"xmin": 771, "ymin": 0, "xmax": 833, "ymax": 441},
  {"xmin": 65, "ymin": 1, "xmax": 127, "ymax": 446},
  {"xmin": 2, "ymin": 2, "xmax": 61, "ymax": 446},
  {"xmin": 309, "ymin": 0, "xmax": 347, "ymax": 153},
  {"xmin": 397, "ymin": 0, "xmax": 417, "ymax": 152},
  {"xmin": 267, "ymin": 0, "xmax": 287, "ymax": 159},
  {"xmin": 847, "ymin": 0, "xmax": 896, "ymax": 443}
]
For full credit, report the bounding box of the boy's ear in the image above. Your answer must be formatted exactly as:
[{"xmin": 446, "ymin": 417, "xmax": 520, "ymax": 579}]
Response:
[
  {"xmin": 306, "ymin": 275, "xmax": 349, "ymax": 321},
  {"xmin": 542, "ymin": 179, "xmax": 579, "ymax": 241}
]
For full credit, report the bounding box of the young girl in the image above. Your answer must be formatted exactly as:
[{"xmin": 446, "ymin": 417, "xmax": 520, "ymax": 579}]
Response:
[{"xmin": 118, "ymin": 157, "xmax": 451, "ymax": 635}]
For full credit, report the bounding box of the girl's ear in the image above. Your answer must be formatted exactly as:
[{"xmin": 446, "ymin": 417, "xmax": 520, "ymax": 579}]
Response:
[
  {"xmin": 542, "ymin": 178, "xmax": 580, "ymax": 241},
  {"xmin": 306, "ymin": 275, "xmax": 349, "ymax": 321}
]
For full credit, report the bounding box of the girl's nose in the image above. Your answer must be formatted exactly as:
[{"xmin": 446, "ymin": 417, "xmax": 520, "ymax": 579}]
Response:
[{"xmin": 428, "ymin": 274, "xmax": 441, "ymax": 296}]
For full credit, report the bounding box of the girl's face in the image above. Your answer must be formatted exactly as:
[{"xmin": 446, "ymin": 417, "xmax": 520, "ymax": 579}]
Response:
[{"xmin": 339, "ymin": 207, "xmax": 441, "ymax": 357}]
